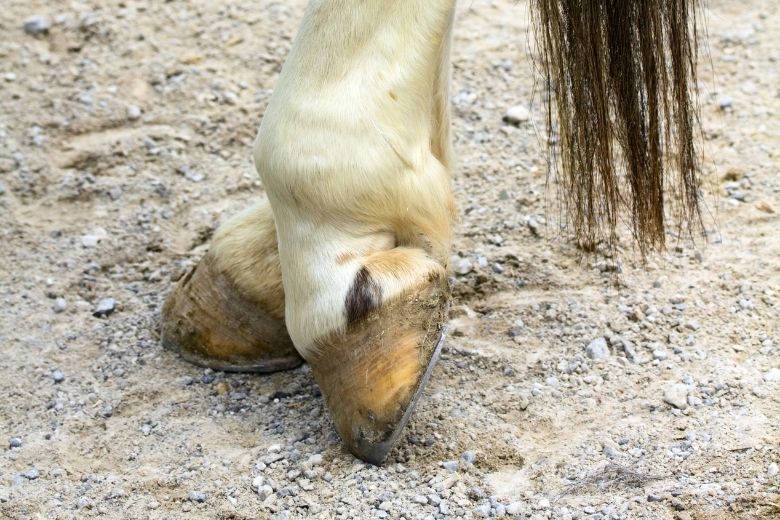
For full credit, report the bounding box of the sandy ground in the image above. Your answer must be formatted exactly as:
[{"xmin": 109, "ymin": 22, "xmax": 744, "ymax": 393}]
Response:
[{"xmin": 1, "ymin": 1, "xmax": 778, "ymax": 519}]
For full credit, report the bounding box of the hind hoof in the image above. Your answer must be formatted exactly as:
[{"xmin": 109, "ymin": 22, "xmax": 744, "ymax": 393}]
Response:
[{"xmin": 161, "ymin": 251, "xmax": 302, "ymax": 373}]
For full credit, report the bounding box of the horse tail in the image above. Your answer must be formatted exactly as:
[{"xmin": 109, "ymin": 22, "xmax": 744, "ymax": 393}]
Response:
[{"xmin": 531, "ymin": 0, "xmax": 702, "ymax": 254}]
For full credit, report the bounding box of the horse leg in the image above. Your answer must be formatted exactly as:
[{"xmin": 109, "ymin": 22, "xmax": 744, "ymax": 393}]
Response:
[
  {"xmin": 161, "ymin": 200, "xmax": 302, "ymax": 372},
  {"xmin": 254, "ymin": 0, "xmax": 457, "ymax": 463}
]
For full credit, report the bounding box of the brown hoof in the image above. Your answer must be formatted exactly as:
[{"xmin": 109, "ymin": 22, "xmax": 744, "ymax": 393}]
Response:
[
  {"xmin": 309, "ymin": 274, "xmax": 449, "ymax": 465},
  {"xmin": 161, "ymin": 252, "xmax": 302, "ymax": 373}
]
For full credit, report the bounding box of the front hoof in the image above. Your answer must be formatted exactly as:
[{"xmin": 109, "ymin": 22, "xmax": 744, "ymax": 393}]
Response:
[
  {"xmin": 309, "ymin": 275, "xmax": 449, "ymax": 465},
  {"xmin": 161, "ymin": 252, "xmax": 302, "ymax": 373}
]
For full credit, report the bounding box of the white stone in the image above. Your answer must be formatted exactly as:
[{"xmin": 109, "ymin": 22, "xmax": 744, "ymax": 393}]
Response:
[
  {"xmin": 763, "ymin": 369, "xmax": 780, "ymax": 382},
  {"xmin": 663, "ymin": 383, "xmax": 689, "ymax": 409},
  {"xmin": 504, "ymin": 105, "xmax": 530, "ymax": 124},
  {"xmin": 452, "ymin": 256, "xmax": 472, "ymax": 275},
  {"xmin": 586, "ymin": 337, "xmax": 610, "ymax": 361},
  {"xmin": 81, "ymin": 235, "xmax": 99, "ymax": 248},
  {"xmin": 306, "ymin": 454, "xmax": 323, "ymax": 466},
  {"xmin": 251, "ymin": 475, "xmax": 264, "ymax": 492},
  {"xmin": 127, "ymin": 105, "xmax": 142, "ymax": 120}
]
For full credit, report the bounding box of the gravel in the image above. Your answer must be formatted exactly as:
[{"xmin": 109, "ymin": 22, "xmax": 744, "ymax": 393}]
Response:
[
  {"xmin": 127, "ymin": 105, "xmax": 142, "ymax": 120},
  {"xmin": 81, "ymin": 235, "xmax": 99, "ymax": 248},
  {"xmin": 23, "ymin": 15, "xmax": 49, "ymax": 36},
  {"xmin": 93, "ymin": 298, "xmax": 116, "ymax": 317},
  {"xmin": 717, "ymin": 94, "xmax": 734, "ymax": 109},
  {"xmin": 763, "ymin": 368, "xmax": 780, "ymax": 382},
  {"xmin": 474, "ymin": 503, "xmax": 491, "ymax": 517},
  {"xmin": 442, "ymin": 460, "xmax": 459, "ymax": 472},
  {"xmin": 0, "ymin": 1, "xmax": 777, "ymax": 518},
  {"xmin": 305, "ymin": 454, "xmax": 323, "ymax": 466},
  {"xmin": 461, "ymin": 450, "xmax": 477, "ymax": 464},
  {"xmin": 452, "ymin": 257, "xmax": 473, "ymax": 275},
  {"xmin": 256, "ymin": 485, "xmax": 274, "ymax": 500},
  {"xmin": 664, "ymin": 383, "xmax": 690, "ymax": 409},
  {"xmin": 502, "ymin": 105, "xmax": 530, "ymax": 125},
  {"xmin": 188, "ymin": 491, "xmax": 207, "ymax": 503},
  {"xmin": 22, "ymin": 468, "xmax": 40, "ymax": 480},
  {"xmin": 586, "ymin": 337, "xmax": 610, "ymax": 361},
  {"xmin": 53, "ymin": 297, "xmax": 67, "ymax": 313}
]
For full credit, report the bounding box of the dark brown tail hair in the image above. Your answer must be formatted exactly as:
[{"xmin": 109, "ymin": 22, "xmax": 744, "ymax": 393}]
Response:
[{"xmin": 531, "ymin": 0, "xmax": 702, "ymax": 254}]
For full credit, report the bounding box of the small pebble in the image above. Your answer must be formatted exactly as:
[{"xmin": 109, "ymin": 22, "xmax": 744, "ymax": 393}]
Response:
[
  {"xmin": 664, "ymin": 383, "xmax": 689, "ymax": 409},
  {"xmin": 525, "ymin": 215, "xmax": 540, "ymax": 236},
  {"xmin": 717, "ymin": 94, "xmax": 733, "ymax": 110},
  {"xmin": 93, "ymin": 298, "xmax": 116, "ymax": 317},
  {"xmin": 442, "ymin": 460, "xmax": 459, "ymax": 472},
  {"xmin": 81, "ymin": 235, "xmax": 99, "ymax": 248},
  {"xmin": 251, "ymin": 475, "xmax": 265, "ymax": 492},
  {"xmin": 738, "ymin": 299, "xmax": 754, "ymax": 310},
  {"xmin": 508, "ymin": 319, "xmax": 524, "ymax": 337},
  {"xmin": 22, "ymin": 468, "xmax": 39, "ymax": 480},
  {"xmin": 603, "ymin": 446, "xmax": 618, "ymax": 458},
  {"xmin": 53, "ymin": 298, "xmax": 67, "ymax": 313},
  {"xmin": 474, "ymin": 504, "xmax": 491, "ymax": 517},
  {"xmin": 586, "ymin": 337, "xmax": 610, "ymax": 361},
  {"xmin": 188, "ymin": 491, "xmax": 206, "ymax": 503},
  {"xmin": 127, "ymin": 105, "xmax": 142, "ymax": 120},
  {"xmin": 256, "ymin": 484, "xmax": 274, "ymax": 500},
  {"xmin": 452, "ymin": 257, "xmax": 472, "ymax": 275},
  {"xmin": 506, "ymin": 502, "xmax": 523, "ymax": 515},
  {"xmin": 52, "ymin": 370, "xmax": 65, "ymax": 383},
  {"xmin": 23, "ymin": 15, "xmax": 50, "ymax": 36},
  {"xmin": 461, "ymin": 451, "xmax": 477, "ymax": 464},
  {"xmin": 177, "ymin": 164, "xmax": 204, "ymax": 183},
  {"xmin": 740, "ymin": 81, "xmax": 757, "ymax": 94},
  {"xmin": 653, "ymin": 348, "xmax": 668, "ymax": 361},
  {"xmin": 768, "ymin": 463, "xmax": 779, "ymax": 476},
  {"xmin": 9, "ymin": 437, "xmax": 22, "ymax": 448},
  {"xmin": 412, "ymin": 495, "xmax": 428, "ymax": 504},
  {"xmin": 503, "ymin": 105, "xmax": 530, "ymax": 125},
  {"xmin": 306, "ymin": 454, "xmax": 323, "ymax": 466},
  {"xmin": 763, "ymin": 369, "xmax": 780, "ymax": 383}
]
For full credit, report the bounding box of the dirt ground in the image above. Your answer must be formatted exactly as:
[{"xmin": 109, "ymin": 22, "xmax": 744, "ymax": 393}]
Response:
[{"xmin": 1, "ymin": 1, "xmax": 778, "ymax": 519}]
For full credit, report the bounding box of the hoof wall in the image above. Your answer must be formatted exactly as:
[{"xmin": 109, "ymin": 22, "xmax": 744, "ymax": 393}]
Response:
[
  {"xmin": 310, "ymin": 275, "xmax": 449, "ymax": 465},
  {"xmin": 161, "ymin": 252, "xmax": 302, "ymax": 373}
]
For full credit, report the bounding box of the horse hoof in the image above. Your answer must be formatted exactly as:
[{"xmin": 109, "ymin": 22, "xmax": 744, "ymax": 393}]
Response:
[
  {"xmin": 309, "ymin": 274, "xmax": 449, "ymax": 465},
  {"xmin": 161, "ymin": 251, "xmax": 302, "ymax": 373}
]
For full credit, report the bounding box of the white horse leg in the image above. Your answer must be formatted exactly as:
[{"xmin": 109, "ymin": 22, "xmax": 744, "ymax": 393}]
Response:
[
  {"xmin": 161, "ymin": 200, "xmax": 302, "ymax": 372},
  {"xmin": 254, "ymin": 0, "xmax": 457, "ymax": 463}
]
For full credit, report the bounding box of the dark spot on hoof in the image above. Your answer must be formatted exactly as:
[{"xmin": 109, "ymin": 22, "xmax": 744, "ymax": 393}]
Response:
[{"xmin": 345, "ymin": 266, "xmax": 381, "ymax": 324}]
